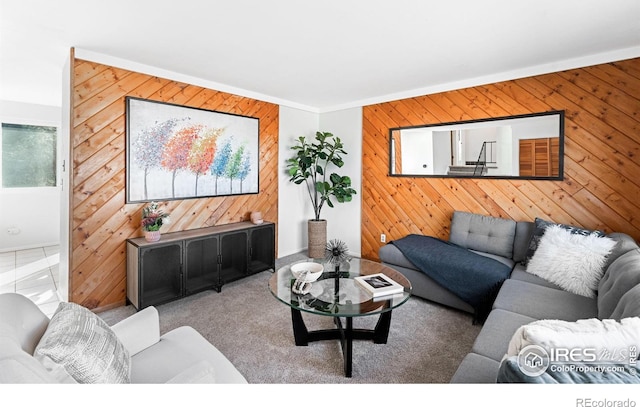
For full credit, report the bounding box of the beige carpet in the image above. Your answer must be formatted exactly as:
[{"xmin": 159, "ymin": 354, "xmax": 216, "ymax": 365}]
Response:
[{"xmin": 99, "ymin": 254, "xmax": 481, "ymax": 383}]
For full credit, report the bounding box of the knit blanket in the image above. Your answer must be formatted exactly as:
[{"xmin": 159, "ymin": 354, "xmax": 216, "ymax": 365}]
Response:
[{"xmin": 390, "ymin": 234, "xmax": 511, "ymax": 321}]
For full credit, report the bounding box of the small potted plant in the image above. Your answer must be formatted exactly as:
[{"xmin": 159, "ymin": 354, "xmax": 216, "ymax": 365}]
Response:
[
  {"xmin": 141, "ymin": 201, "xmax": 170, "ymax": 242},
  {"xmin": 286, "ymin": 131, "xmax": 356, "ymax": 257}
]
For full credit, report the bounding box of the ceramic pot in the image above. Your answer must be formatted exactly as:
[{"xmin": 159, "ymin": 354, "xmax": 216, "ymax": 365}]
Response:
[
  {"xmin": 144, "ymin": 230, "xmax": 161, "ymax": 242},
  {"xmin": 250, "ymin": 211, "xmax": 263, "ymax": 225},
  {"xmin": 307, "ymin": 219, "xmax": 327, "ymax": 258}
]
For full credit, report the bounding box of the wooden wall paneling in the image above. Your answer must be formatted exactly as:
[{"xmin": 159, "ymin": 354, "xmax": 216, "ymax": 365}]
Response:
[
  {"xmin": 70, "ymin": 58, "xmax": 279, "ymax": 310},
  {"xmin": 362, "ymin": 57, "xmax": 640, "ymax": 261}
]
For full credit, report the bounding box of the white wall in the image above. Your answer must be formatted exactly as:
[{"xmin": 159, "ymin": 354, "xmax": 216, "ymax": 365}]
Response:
[
  {"xmin": 0, "ymin": 100, "xmax": 62, "ymax": 252},
  {"xmin": 278, "ymin": 106, "xmax": 320, "ymax": 256},
  {"xmin": 278, "ymin": 106, "xmax": 363, "ymax": 258},
  {"xmin": 58, "ymin": 57, "xmax": 71, "ymax": 301},
  {"xmin": 319, "ymin": 107, "xmax": 362, "ymax": 258}
]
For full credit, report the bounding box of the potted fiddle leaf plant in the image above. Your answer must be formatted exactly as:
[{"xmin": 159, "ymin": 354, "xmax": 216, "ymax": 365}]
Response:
[{"xmin": 286, "ymin": 131, "xmax": 356, "ymax": 258}]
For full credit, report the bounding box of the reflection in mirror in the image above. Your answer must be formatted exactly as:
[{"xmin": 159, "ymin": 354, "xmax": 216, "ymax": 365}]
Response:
[{"xmin": 389, "ymin": 111, "xmax": 564, "ymax": 179}]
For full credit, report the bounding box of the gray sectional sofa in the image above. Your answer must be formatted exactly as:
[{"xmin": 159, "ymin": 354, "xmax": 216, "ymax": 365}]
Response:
[{"xmin": 378, "ymin": 211, "xmax": 640, "ymax": 383}]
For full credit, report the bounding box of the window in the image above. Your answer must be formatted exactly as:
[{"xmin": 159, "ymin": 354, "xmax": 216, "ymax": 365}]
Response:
[{"xmin": 1, "ymin": 123, "xmax": 57, "ymax": 188}]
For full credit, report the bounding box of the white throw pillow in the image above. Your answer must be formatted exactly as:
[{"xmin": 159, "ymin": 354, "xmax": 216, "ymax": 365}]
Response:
[
  {"xmin": 525, "ymin": 224, "xmax": 616, "ymax": 298},
  {"xmin": 506, "ymin": 317, "xmax": 640, "ymax": 362},
  {"xmin": 34, "ymin": 302, "xmax": 131, "ymax": 383}
]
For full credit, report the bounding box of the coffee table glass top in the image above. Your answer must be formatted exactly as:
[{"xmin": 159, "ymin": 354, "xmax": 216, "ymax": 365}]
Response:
[{"xmin": 269, "ymin": 258, "xmax": 412, "ymax": 318}]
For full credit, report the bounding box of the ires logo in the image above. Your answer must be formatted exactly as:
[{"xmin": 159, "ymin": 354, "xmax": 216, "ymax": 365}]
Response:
[{"xmin": 516, "ymin": 345, "xmax": 637, "ymax": 377}]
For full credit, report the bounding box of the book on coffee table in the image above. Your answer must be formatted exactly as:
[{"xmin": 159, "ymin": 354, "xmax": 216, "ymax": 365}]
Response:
[{"xmin": 354, "ymin": 273, "xmax": 404, "ymax": 297}]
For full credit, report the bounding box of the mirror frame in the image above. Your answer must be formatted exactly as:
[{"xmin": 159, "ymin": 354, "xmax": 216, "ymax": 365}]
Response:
[{"xmin": 388, "ymin": 110, "xmax": 565, "ymax": 180}]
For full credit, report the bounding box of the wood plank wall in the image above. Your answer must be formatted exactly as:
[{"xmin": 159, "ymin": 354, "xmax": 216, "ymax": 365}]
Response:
[
  {"xmin": 71, "ymin": 57, "xmax": 279, "ymax": 311},
  {"xmin": 362, "ymin": 57, "xmax": 640, "ymax": 261}
]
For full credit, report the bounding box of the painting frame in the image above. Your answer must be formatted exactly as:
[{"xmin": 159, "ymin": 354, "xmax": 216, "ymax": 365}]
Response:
[{"xmin": 125, "ymin": 96, "xmax": 260, "ymax": 203}]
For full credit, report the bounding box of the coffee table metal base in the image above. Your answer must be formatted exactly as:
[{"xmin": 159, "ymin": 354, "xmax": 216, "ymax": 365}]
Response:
[{"xmin": 290, "ymin": 308, "xmax": 392, "ymax": 377}]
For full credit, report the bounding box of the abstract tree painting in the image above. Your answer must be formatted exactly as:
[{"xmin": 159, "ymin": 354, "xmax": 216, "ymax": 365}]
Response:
[{"xmin": 126, "ymin": 97, "xmax": 259, "ymax": 203}]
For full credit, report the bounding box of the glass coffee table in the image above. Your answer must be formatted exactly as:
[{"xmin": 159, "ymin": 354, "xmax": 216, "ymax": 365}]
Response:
[{"xmin": 268, "ymin": 258, "xmax": 411, "ymax": 377}]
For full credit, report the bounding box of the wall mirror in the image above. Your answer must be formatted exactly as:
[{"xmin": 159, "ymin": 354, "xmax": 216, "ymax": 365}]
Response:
[{"xmin": 389, "ymin": 110, "xmax": 564, "ymax": 180}]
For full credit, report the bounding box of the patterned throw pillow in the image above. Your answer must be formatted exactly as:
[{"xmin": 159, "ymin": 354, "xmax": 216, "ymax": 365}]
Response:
[
  {"xmin": 34, "ymin": 302, "xmax": 131, "ymax": 383},
  {"xmin": 521, "ymin": 218, "xmax": 605, "ymax": 266}
]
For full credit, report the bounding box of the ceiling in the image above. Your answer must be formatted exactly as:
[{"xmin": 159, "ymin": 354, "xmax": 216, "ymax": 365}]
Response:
[{"xmin": 1, "ymin": 0, "xmax": 639, "ymax": 112}]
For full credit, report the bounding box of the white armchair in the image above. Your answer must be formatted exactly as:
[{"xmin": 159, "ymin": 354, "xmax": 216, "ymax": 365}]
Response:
[{"xmin": 0, "ymin": 293, "xmax": 247, "ymax": 384}]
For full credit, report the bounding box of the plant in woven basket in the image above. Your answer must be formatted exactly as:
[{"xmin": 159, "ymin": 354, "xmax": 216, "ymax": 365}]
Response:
[{"xmin": 286, "ymin": 131, "xmax": 356, "ymax": 221}]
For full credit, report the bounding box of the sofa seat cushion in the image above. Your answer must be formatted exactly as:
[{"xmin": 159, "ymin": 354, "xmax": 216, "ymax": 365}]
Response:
[
  {"xmin": 469, "ymin": 250, "xmax": 514, "ymax": 269},
  {"xmin": 0, "ymin": 337, "xmax": 60, "ymax": 383},
  {"xmin": 471, "ymin": 309, "xmax": 536, "ymax": 361},
  {"xmin": 509, "ymin": 265, "xmax": 561, "ymax": 289},
  {"xmin": 130, "ymin": 326, "xmax": 247, "ymax": 384},
  {"xmin": 33, "ymin": 302, "xmax": 130, "ymax": 384},
  {"xmin": 379, "ymin": 243, "xmax": 416, "ymax": 270},
  {"xmin": 449, "ymin": 211, "xmax": 517, "ymax": 258},
  {"xmin": 492, "ymin": 279, "xmax": 597, "ymax": 321},
  {"xmin": 450, "ymin": 353, "xmax": 500, "ymax": 383}
]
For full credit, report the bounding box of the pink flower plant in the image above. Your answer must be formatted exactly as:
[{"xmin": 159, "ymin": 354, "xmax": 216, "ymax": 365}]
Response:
[{"xmin": 141, "ymin": 201, "xmax": 170, "ymax": 232}]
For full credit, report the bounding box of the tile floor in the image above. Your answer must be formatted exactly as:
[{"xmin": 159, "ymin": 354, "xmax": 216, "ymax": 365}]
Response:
[{"xmin": 0, "ymin": 245, "xmax": 62, "ymax": 317}]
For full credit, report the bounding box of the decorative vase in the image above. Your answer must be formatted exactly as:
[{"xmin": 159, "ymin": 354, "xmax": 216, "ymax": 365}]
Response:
[
  {"xmin": 144, "ymin": 230, "xmax": 161, "ymax": 242},
  {"xmin": 308, "ymin": 219, "xmax": 327, "ymax": 259},
  {"xmin": 250, "ymin": 211, "xmax": 263, "ymax": 225}
]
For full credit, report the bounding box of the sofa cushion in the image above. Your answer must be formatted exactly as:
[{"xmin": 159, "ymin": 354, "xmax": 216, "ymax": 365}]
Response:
[
  {"xmin": 492, "ymin": 279, "xmax": 598, "ymax": 321},
  {"xmin": 525, "ymin": 225, "xmax": 616, "ymax": 298},
  {"xmin": 509, "ymin": 264, "xmax": 561, "ymax": 289},
  {"xmin": 471, "ymin": 309, "xmax": 536, "ymax": 362},
  {"xmin": 598, "ymin": 249, "xmax": 640, "ymax": 319},
  {"xmin": 0, "ymin": 337, "xmax": 61, "ymax": 383},
  {"xmin": 130, "ymin": 326, "xmax": 247, "ymax": 384},
  {"xmin": 469, "ymin": 250, "xmax": 514, "ymax": 269},
  {"xmin": 33, "ymin": 302, "xmax": 131, "ymax": 384},
  {"xmin": 449, "ymin": 353, "xmax": 501, "ymax": 383},
  {"xmin": 449, "ymin": 211, "xmax": 516, "ymax": 259},
  {"xmin": 610, "ymin": 284, "xmax": 640, "ymax": 320},
  {"xmin": 603, "ymin": 233, "xmax": 639, "ymax": 270},
  {"xmin": 522, "ymin": 217, "xmax": 606, "ymax": 266},
  {"xmin": 513, "ymin": 221, "xmax": 535, "ymax": 263},
  {"xmin": 378, "ymin": 243, "xmax": 416, "ymax": 270}
]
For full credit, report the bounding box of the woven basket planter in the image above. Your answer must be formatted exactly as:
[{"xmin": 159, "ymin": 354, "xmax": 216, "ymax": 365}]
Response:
[{"xmin": 307, "ymin": 220, "xmax": 327, "ymax": 259}]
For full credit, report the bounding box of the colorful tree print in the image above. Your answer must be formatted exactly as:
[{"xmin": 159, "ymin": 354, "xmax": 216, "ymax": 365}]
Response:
[
  {"xmin": 132, "ymin": 118, "xmax": 182, "ymax": 199},
  {"xmin": 238, "ymin": 149, "xmax": 252, "ymax": 193},
  {"xmin": 161, "ymin": 124, "xmax": 203, "ymax": 197},
  {"xmin": 226, "ymin": 144, "xmax": 245, "ymax": 193},
  {"xmin": 188, "ymin": 127, "xmax": 223, "ymax": 195},
  {"xmin": 210, "ymin": 137, "xmax": 233, "ymax": 195}
]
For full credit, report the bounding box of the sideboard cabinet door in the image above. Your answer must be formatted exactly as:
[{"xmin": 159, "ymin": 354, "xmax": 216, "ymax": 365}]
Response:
[
  {"xmin": 185, "ymin": 235, "xmax": 219, "ymax": 294},
  {"xmin": 219, "ymin": 231, "xmax": 248, "ymax": 285},
  {"xmin": 249, "ymin": 223, "xmax": 275, "ymax": 274},
  {"xmin": 138, "ymin": 242, "xmax": 183, "ymax": 309}
]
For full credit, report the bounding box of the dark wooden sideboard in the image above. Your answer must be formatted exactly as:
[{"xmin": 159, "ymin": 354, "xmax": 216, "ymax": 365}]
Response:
[{"xmin": 126, "ymin": 221, "xmax": 275, "ymax": 310}]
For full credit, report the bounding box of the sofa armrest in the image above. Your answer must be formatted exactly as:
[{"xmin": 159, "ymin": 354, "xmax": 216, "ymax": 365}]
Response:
[{"xmin": 110, "ymin": 307, "xmax": 160, "ymax": 356}]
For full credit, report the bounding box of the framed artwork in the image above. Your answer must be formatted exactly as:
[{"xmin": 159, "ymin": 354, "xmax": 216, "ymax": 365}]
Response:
[{"xmin": 125, "ymin": 97, "xmax": 260, "ymax": 203}]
